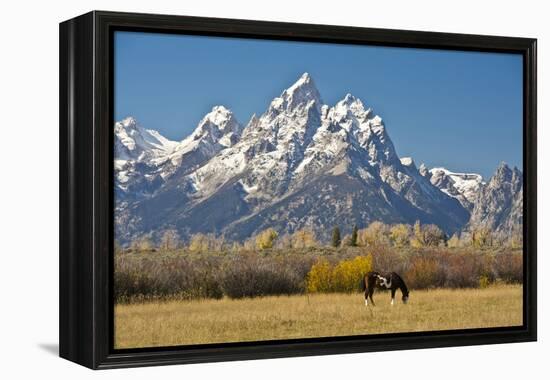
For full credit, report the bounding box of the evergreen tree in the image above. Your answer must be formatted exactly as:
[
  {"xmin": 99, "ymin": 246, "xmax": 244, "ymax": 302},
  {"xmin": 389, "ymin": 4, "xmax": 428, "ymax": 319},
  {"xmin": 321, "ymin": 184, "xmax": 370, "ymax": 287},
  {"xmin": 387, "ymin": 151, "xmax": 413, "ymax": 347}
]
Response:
[
  {"xmin": 331, "ymin": 226, "xmax": 341, "ymax": 248},
  {"xmin": 350, "ymin": 225, "xmax": 358, "ymax": 247}
]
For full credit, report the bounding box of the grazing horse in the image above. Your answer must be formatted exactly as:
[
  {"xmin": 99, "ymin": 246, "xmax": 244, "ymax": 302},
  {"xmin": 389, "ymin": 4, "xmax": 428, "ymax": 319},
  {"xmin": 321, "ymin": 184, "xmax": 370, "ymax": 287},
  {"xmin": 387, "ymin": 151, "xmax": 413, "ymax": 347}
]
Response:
[{"xmin": 362, "ymin": 271, "xmax": 409, "ymax": 306}]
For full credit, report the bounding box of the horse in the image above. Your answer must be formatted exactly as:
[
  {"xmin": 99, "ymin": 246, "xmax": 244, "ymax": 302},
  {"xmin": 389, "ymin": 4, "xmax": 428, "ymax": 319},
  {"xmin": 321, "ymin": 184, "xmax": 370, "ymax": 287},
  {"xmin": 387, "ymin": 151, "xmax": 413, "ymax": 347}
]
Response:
[{"xmin": 361, "ymin": 271, "xmax": 409, "ymax": 306}]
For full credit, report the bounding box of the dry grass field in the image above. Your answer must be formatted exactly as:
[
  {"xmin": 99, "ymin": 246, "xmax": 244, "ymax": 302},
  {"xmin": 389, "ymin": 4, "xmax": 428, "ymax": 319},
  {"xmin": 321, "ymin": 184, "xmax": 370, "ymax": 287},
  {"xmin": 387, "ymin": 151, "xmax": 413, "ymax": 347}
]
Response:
[{"xmin": 114, "ymin": 284, "xmax": 522, "ymax": 349}]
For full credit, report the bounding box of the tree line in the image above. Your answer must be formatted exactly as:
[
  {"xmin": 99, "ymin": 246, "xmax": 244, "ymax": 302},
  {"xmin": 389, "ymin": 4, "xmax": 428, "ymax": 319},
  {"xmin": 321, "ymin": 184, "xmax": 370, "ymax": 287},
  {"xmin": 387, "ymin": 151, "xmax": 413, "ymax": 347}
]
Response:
[{"xmin": 121, "ymin": 220, "xmax": 522, "ymax": 254}]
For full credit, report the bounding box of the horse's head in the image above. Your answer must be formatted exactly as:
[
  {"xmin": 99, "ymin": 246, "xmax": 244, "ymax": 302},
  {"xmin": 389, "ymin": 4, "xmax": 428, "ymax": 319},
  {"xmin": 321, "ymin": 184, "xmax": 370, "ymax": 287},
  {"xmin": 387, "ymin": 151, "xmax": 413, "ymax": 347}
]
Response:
[{"xmin": 402, "ymin": 293, "xmax": 409, "ymax": 304}]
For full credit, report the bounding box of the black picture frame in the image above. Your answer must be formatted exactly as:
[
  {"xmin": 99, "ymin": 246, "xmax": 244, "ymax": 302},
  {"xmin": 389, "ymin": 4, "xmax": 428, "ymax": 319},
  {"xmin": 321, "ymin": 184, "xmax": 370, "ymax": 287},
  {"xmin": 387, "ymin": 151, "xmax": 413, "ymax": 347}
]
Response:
[{"xmin": 59, "ymin": 10, "xmax": 537, "ymax": 369}]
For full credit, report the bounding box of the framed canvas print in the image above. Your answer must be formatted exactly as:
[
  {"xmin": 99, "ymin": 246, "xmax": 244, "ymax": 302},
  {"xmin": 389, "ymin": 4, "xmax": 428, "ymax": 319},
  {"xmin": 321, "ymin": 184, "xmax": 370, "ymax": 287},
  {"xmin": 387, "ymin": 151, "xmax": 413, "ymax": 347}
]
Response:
[{"xmin": 59, "ymin": 11, "xmax": 537, "ymax": 369}]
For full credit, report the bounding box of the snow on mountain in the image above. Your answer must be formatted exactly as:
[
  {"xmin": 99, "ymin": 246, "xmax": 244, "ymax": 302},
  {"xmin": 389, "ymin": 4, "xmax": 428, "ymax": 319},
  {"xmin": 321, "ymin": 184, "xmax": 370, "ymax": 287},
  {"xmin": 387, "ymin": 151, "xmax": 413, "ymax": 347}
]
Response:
[
  {"xmin": 426, "ymin": 167, "xmax": 485, "ymax": 210},
  {"xmin": 268, "ymin": 72, "xmax": 322, "ymax": 114},
  {"xmin": 114, "ymin": 117, "xmax": 179, "ymax": 196},
  {"xmin": 114, "ymin": 107, "xmax": 242, "ymax": 199},
  {"xmin": 115, "ymin": 116, "xmax": 178, "ymax": 163},
  {"xmin": 392, "ymin": 157, "xmax": 469, "ymax": 230},
  {"xmin": 114, "ymin": 73, "xmax": 517, "ymax": 245},
  {"xmin": 188, "ymin": 72, "xmax": 324, "ymax": 200},
  {"xmin": 167, "ymin": 106, "xmax": 242, "ymax": 167},
  {"xmin": 420, "ymin": 163, "xmax": 523, "ymax": 234},
  {"xmin": 400, "ymin": 157, "xmax": 414, "ymax": 167}
]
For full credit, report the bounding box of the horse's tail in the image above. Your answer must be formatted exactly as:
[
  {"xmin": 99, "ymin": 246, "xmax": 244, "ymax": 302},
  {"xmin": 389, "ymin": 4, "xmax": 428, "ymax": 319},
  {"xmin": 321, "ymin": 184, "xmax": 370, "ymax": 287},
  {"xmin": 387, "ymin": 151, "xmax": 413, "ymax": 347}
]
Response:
[{"xmin": 361, "ymin": 271, "xmax": 375, "ymax": 292}]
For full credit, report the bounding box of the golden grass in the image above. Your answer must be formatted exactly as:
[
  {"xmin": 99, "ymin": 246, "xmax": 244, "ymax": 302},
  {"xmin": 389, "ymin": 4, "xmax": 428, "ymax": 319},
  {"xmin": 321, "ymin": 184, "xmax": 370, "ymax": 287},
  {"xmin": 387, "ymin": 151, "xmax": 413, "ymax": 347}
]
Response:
[{"xmin": 114, "ymin": 285, "xmax": 522, "ymax": 349}]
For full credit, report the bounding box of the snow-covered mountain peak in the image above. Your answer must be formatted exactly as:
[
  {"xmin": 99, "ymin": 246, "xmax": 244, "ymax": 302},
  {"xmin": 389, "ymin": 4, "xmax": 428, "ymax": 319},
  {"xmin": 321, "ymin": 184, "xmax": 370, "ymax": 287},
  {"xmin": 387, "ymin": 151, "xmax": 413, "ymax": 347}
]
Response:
[
  {"xmin": 198, "ymin": 105, "xmax": 238, "ymax": 130},
  {"xmin": 287, "ymin": 72, "xmax": 315, "ymax": 93},
  {"xmin": 114, "ymin": 116, "xmax": 142, "ymax": 141},
  {"xmin": 428, "ymin": 167, "xmax": 485, "ymax": 210},
  {"xmin": 114, "ymin": 75, "xmax": 524, "ymax": 245},
  {"xmin": 113, "ymin": 116, "xmax": 182, "ymax": 193},
  {"xmin": 340, "ymin": 93, "xmax": 364, "ymax": 108},
  {"xmin": 114, "ymin": 116, "xmax": 178, "ymax": 162},
  {"xmin": 342, "ymin": 93, "xmax": 355, "ymax": 103},
  {"xmin": 114, "ymin": 106, "xmax": 246, "ymax": 201},
  {"xmin": 332, "ymin": 93, "xmax": 370, "ymax": 119},
  {"xmin": 118, "ymin": 116, "xmax": 139, "ymax": 129},
  {"xmin": 269, "ymin": 72, "xmax": 322, "ymax": 113},
  {"xmin": 187, "ymin": 105, "xmax": 241, "ymax": 145},
  {"xmin": 162, "ymin": 106, "xmax": 243, "ymax": 170},
  {"xmin": 200, "ymin": 105, "xmax": 236, "ymax": 129}
]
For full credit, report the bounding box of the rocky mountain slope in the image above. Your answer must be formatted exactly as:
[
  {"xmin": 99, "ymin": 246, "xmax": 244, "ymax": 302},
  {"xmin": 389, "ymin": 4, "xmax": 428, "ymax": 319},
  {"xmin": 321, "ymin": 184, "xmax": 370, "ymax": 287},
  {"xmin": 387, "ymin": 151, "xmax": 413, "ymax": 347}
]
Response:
[
  {"xmin": 423, "ymin": 167, "xmax": 485, "ymax": 211},
  {"xmin": 114, "ymin": 73, "xmax": 522, "ymax": 244},
  {"xmin": 467, "ymin": 163, "xmax": 523, "ymax": 234}
]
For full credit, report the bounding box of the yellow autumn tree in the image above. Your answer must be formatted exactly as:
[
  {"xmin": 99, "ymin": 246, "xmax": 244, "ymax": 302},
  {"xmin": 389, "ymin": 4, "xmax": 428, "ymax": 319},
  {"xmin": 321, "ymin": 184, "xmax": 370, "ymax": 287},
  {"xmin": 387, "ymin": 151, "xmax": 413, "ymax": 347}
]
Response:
[
  {"xmin": 306, "ymin": 259, "xmax": 333, "ymax": 293},
  {"xmin": 160, "ymin": 229, "xmax": 180, "ymax": 251},
  {"xmin": 358, "ymin": 221, "xmax": 390, "ymax": 247},
  {"xmin": 188, "ymin": 233, "xmax": 211, "ymax": 253},
  {"xmin": 447, "ymin": 233, "xmax": 461, "ymax": 248},
  {"xmin": 332, "ymin": 255, "xmax": 373, "ymax": 292},
  {"xmin": 389, "ymin": 223, "xmax": 411, "ymax": 247},
  {"xmin": 306, "ymin": 255, "xmax": 372, "ymax": 293},
  {"xmin": 292, "ymin": 229, "xmax": 317, "ymax": 248},
  {"xmin": 131, "ymin": 235, "xmax": 153, "ymax": 251},
  {"xmin": 411, "ymin": 221, "xmax": 444, "ymax": 247},
  {"xmin": 472, "ymin": 227, "xmax": 493, "ymax": 248},
  {"xmin": 508, "ymin": 228, "xmax": 523, "ymax": 249},
  {"xmin": 411, "ymin": 221, "xmax": 425, "ymax": 248},
  {"xmin": 255, "ymin": 228, "xmax": 278, "ymax": 250}
]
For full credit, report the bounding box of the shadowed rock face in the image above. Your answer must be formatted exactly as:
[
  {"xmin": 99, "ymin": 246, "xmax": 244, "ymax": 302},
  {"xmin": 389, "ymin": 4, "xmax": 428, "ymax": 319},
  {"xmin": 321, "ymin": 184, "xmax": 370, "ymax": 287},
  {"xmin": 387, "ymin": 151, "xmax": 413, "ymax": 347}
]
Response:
[
  {"xmin": 113, "ymin": 73, "xmax": 521, "ymax": 245},
  {"xmin": 467, "ymin": 163, "xmax": 523, "ymax": 234}
]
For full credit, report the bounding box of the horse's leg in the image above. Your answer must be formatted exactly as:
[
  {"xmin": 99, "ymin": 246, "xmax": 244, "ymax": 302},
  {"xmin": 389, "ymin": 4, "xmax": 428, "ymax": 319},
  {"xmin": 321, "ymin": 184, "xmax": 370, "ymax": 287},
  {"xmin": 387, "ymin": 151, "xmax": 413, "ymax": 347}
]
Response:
[
  {"xmin": 368, "ymin": 287, "xmax": 376, "ymax": 306},
  {"xmin": 390, "ymin": 288, "xmax": 396, "ymax": 306},
  {"xmin": 364, "ymin": 286, "xmax": 369, "ymax": 306}
]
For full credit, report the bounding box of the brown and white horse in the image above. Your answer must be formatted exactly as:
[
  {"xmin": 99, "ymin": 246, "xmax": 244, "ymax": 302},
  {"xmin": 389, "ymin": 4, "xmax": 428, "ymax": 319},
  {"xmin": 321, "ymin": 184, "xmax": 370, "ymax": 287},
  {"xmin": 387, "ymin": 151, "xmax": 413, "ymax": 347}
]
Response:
[{"xmin": 362, "ymin": 271, "xmax": 409, "ymax": 306}]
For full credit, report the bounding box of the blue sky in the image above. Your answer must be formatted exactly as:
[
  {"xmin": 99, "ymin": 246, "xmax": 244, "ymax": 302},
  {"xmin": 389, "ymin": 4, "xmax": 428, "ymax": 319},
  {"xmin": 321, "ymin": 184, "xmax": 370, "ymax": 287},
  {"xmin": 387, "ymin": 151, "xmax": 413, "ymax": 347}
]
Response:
[{"xmin": 114, "ymin": 31, "xmax": 523, "ymax": 179}]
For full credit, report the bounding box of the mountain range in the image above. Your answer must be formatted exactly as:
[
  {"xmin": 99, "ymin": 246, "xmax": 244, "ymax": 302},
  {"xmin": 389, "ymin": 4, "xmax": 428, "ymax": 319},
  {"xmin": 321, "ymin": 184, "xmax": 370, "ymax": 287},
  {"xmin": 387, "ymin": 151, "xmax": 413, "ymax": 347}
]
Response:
[{"xmin": 114, "ymin": 73, "xmax": 523, "ymax": 245}]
